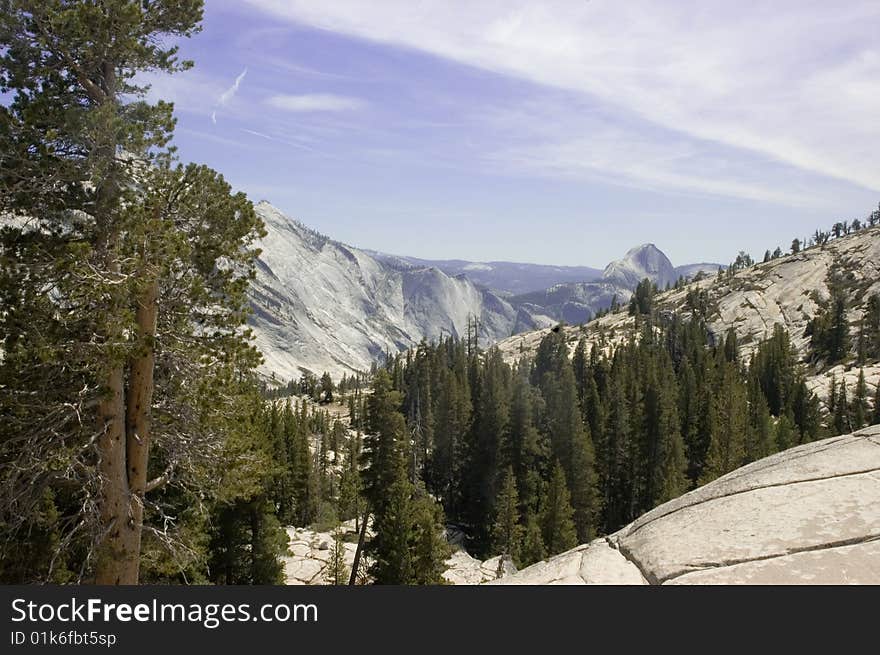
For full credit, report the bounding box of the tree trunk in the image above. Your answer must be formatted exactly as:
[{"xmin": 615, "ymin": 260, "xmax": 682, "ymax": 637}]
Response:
[
  {"xmin": 91, "ymin": 59, "xmax": 142, "ymax": 585},
  {"xmin": 348, "ymin": 509, "xmax": 370, "ymax": 585},
  {"xmin": 95, "ymin": 364, "xmax": 132, "ymax": 584},
  {"xmin": 94, "ymin": 206, "xmax": 136, "ymax": 584},
  {"xmin": 120, "ymin": 277, "xmax": 160, "ymax": 584}
]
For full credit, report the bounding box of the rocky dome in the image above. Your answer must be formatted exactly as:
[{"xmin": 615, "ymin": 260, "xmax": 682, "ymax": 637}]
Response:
[
  {"xmin": 494, "ymin": 425, "xmax": 880, "ymax": 585},
  {"xmin": 602, "ymin": 243, "xmax": 678, "ymax": 289}
]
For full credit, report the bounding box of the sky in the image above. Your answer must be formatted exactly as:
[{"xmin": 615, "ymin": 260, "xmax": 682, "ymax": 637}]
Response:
[{"xmin": 147, "ymin": 0, "xmax": 880, "ymax": 267}]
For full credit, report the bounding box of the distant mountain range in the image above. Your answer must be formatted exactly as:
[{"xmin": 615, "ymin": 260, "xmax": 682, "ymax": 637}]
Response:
[
  {"xmin": 365, "ymin": 252, "xmax": 604, "ymax": 296},
  {"xmin": 249, "ymin": 202, "xmax": 723, "ymax": 381}
]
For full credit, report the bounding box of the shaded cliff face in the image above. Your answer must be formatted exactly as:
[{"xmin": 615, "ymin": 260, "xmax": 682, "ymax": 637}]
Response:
[
  {"xmin": 493, "ymin": 425, "xmax": 880, "ymax": 585},
  {"xmin": 248, "ymin": 202, "xmax": 522, "ymax": 381},
  {"xmin": 497, "ymin": 225, "xmax": 880, "ymax": 403}
]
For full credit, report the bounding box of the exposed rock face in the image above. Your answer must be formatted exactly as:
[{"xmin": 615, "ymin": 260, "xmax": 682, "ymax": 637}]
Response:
[
  {"xmin": 603, "ymin": 243, "xmax": 678, "ymax": 289},
  {"xmin": 442, "ymin": 550, "xmax": 516, "ymax": 585},
  {"xmin": 495, "ymin": 425, "xmax": 880, "ymax": 585},
  {"xmin": 250, "ymin": 202, "xmax": 521, "ymax": 381}
]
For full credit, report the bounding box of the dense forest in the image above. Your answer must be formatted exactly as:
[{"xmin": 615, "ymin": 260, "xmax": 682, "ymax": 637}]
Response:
[{"xmin": 378, "ymin": 300, "xmax": 878, "ymax": 568}]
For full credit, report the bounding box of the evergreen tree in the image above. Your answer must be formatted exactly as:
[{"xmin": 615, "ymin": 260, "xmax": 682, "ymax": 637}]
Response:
[
  {"xmin": 746, "ymin": 375, "xmax": 776, "ymax": 461},
  {"xmin": 521, "ymin": 511, "xmax": 547, "ymax": 567},
  {"xmin": 325, "ymin": 526, "xmax": 349, "ymax": 586},
  {"xmin": 809, "ymin": 273, "xmax": 851, "ymax": 364},
  {"xmin": 0, "ymin": 0, "xmax": 267, "ymax": 584},
  {"xmin": 540, "ymin": 463, "xmax": 578, "ymax": 556},
  {"xmin": 338, "ymin": 437, "xmax": 363, "ymax": 524},
  {"xmin": 700, "ymin": 363, "xmax": 748, "ymax": 484},
  {"xmin": 361, "ymin": 371, "xmax": 406, "ymax": 514},
  {"xmin": 851, "ymin": 370, "xmax": 868, "ymax": 430},
  {"xmin": 320, "ymin": 372, "xmax": 334, "ymax": 403},
  {"xmin": 649, "ymin": 359, "xmax": 688, "ymax": 505},
  {"xmin": 539, "ymin": 358, "xmax": 599, "ymax": 543},
  {"xmin": 873, "ymin": 378, "xmax": 880, "ymax": 426},
  {"xmin": 831, "ymin": 376, "xmax": 851, "ymax": 435},
  {"xmin": 409, "ymin": 491, "xmax": 451, "ymax": 586},
  {"xmin": 629, "ymin": 278, "xmax": 656, "ymax": 316},
  {"xmin": 775, "ymin": 414, "xmax": 796, "ymax": 452},
  {"xmin": 862, "ymin": 295, "xmax": 880, "ymax": 360},
  {"xmin": 491, "ymin": 467, "xmax": 524, "ymax": 565},
  {"xmin": 463, "ymin": 347, "xmax": 510, "ymax": 552},
  {"xmin": 368, "ymin": 455, "xmax": 414, "ymax": 585}
]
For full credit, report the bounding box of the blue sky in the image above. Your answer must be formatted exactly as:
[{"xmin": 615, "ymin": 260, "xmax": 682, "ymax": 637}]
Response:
[{"xmin": 148, "ymin": 0, "xmax": 880, "ymax": 266}]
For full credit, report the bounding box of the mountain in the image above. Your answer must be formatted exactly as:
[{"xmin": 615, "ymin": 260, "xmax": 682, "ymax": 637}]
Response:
[
  {"xmin": 366, "ymin": 251, "xmax": 603, "ymax": 296},
  {"xmin": 249, "ymin": 204, "xmax": 726, "ymax": 382},
  {"xmin": 249, "ymin": 202, "xmax": 546, "ymax": 382},
  {"xmin": 497, "ymin": 224, "xmax": 880, "ymax": 403},
  {"xmin": 602, "ymin": 243, "xmax": 679, "ymax": 289},
  {"xmin": 507, "ymin": 245, "xmax": 723, "ymax": 325},
  {"xmin": 510, "ymin": 282, "xmax": 623, "ymax": 326},
  {"xmin": 494, "ymin": 425, "xmax": 880, "ymax": 585}
]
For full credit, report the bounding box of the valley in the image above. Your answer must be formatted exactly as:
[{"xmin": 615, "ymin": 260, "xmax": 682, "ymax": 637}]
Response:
[{"xmin": 250, "ymin": 202, "xmax": 723, "ymax": 382}]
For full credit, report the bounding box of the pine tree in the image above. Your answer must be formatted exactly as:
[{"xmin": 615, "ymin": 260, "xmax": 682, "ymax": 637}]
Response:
[
  {"xmin": 809, "ymin": 273, "xmax": 851, "ymax": 364},
  {"xmin": 219, "ymin": 393, "xmax": 295, "ymax": 583},
  {"xmin": 320, "ymin": 372, "xmax": 334, "ymax": 404},
  {"xmin": 775, "ymin": 414, "xmax": 796, "ymax": 452},
  {"xmin": 325, "ymin": 526, "xmax": 349, "ymax": 586},
  {"xmin": 409, "ymin": 492, "xmax": 451, "ymax": 585},
  {"xmin": 491, "ymin": 467, "xmax": 524, "ymax": 565},
  {"xmin": 521, "ymin": 511, "xmax": 547, "ymax": 567},
  {"xmin": 791, "ymin": 377, "xmax": 823, "ymax": 443},
  {"xmin": 873, "ymin": 379, "xmax": 880, "ymax": 426},
  {"xmin": 651, "ymin": 360, "xmax": 688, "ymax": 505},
  {"xmin": 463, "ymin": 347, "xmax": 510, "ymax": 552},
  {"xmin": 338, "ymin": 438, "xmax": 362, "ymax": 523},
  {"xmin": 368, "ymin": 455, "xmax": 414, "ymax": 585},
  {"xmin": 540, "ymin": 463, "xmax": 578, "ymax": 556},
  {"xmin": 505, "ymin": 367, "xmax": 546, "ymax": 519},
  {"xmin": 700, "ymin": 363, "xmax": 749, "ymax": 484},
  {"xmin": 863, "ymin": 295, "xmax": 880, "ymax": 360},
  {"xmin": 0, "ymin": 1, "xmax": 268, "ymax": 584},
  {"xmin": 542, "ymin": 364, "xmax": 600, "ymax": 542},
  {"xmin": 746, "ymin": 375, "xmax": 776, "ymax": 461},
  {"xmin": 361, "ymin": 371, "xmax": 407, "ymax": 514},
  {"xmin": 831, "ymin": 376, "xmax": 851, "ymax": 435},
  {"xmin": 851, "ymin": 370, "xmax": 868, "ymax": 430}
]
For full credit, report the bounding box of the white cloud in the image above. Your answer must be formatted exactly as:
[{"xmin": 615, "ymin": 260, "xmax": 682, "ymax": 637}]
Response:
[
  {"xmin": 265, "ymin": 93, "xmax": 366, "ymax": 112},
  {"xmin": 212, "ymin": 67, "xmax": 248, "ymax": 124},
  {"xmin": 243, "ymin": 0, "xmax": 880, "ymax": 195},
  {"xmin": 476, "ymin": 99, "xmax": 846, "ymax": 208},
  {"xmin": 221, "ymin": 68, "xmax": 248, "ymax": 105}
]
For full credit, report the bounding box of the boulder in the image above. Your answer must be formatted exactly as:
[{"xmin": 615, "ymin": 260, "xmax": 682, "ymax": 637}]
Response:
[{"xmin": 496, "ymin": 426, "xmax": 880, "ymax": 585}]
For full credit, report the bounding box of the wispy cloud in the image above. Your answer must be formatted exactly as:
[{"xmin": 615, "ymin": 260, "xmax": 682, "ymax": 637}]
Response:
[
  {"xmin": 212, "ymin": 67, "xmax": 248, "ymax": 124},
  {"xmin": 265, "ymin": 93, "xmax": 366, "ymax": 112},
  {"xmin": 239, "ymin": 127, "xmax": 328, "ymax": 155},
  {"xmin": 243, "ymin": 0, "xmax": 880, "ymax": 197}
]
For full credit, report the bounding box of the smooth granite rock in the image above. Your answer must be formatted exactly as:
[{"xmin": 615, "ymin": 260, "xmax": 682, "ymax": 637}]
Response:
[{"xmin": 498, "ymin": 426, "xmax": 880, "ymax": 585}]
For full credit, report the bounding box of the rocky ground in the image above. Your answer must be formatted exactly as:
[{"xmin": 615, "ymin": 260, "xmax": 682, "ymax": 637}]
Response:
[
  {"xmin": 283, "ymin": 520, "xmax": 515, "ymax": 585},
  {"xmin": 495, "ymin": 424, "xmax": 880, "ymax": 585}
]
